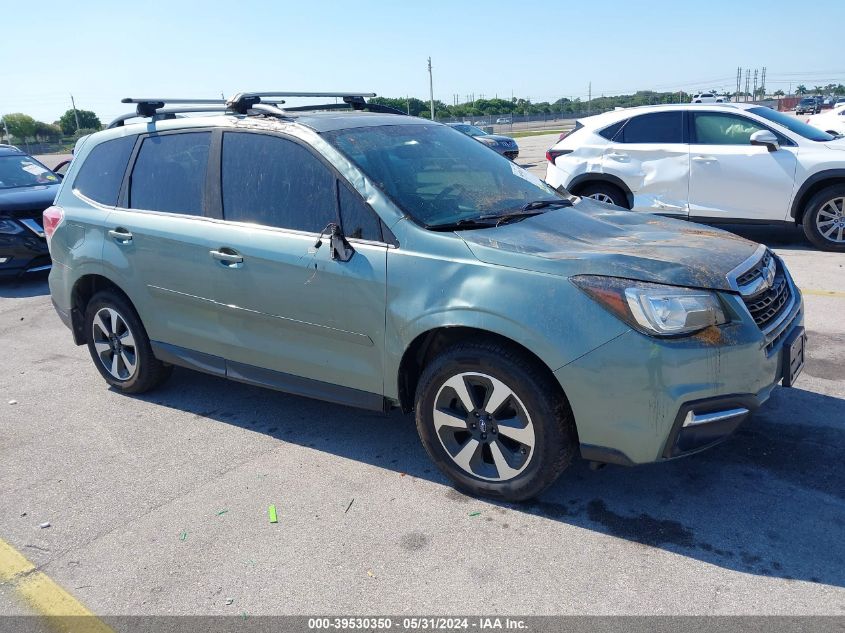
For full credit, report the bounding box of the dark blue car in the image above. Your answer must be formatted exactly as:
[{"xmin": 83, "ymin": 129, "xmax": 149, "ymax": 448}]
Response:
[{"xmin": 0, "ymin": 145, "xmax": 61, "ymax": 278}]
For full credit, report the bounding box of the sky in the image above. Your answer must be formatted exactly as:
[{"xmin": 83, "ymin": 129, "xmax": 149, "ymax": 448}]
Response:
[{"xmin": 3, "ymin": 0, "xmax": 845, "ymax": 125}]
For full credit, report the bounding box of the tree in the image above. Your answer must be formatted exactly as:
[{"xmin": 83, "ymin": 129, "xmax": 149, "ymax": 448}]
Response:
[
  {"xmin": 2, "ymin": 113, "xmax": 37, "ymax": 142},
  {"xmin": 795, "ymin": 85, "xmax": 807, "ymax": 95},
  {"xmin": 58, "ymin": 108, "xmax": 101, "ymax": 135},
  {"xmin": 34, "ymin": 121, "xmax": 62, "ymax": 142}
]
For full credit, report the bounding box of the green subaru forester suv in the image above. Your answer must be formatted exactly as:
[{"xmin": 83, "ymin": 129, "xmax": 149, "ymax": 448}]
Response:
[{"xmin": 45, "ymin": 93, "xmax": 805, "ymax": 501}]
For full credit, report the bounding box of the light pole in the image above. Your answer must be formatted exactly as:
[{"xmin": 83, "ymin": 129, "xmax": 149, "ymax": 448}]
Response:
[{"xmin": 427, "ymin": 57, "xmax": 435, "ymax": 121}]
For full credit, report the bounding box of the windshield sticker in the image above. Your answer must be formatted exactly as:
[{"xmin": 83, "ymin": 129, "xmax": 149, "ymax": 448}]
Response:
[{"xmin": 21, "ymin": 162, "xmax": 50, "ymax": 176}]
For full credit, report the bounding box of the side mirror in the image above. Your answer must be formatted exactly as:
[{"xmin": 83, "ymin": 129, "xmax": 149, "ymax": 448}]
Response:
[
  {"xmin": 329, "ymin": 224, "xmax": 355, "ymax": 262},
  {"xmin": 750, "ymin": 130, "xmax": 779, "ymax": 152}
]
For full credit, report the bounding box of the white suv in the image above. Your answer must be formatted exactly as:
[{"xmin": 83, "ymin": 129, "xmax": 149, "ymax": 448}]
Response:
[
  {"xmin": 691, "ymin": 93, "xmax": 725, "ymax": 103},
  {"xmin": 545, "ymin": 103, "xmax": 845, "ymax": 251}
]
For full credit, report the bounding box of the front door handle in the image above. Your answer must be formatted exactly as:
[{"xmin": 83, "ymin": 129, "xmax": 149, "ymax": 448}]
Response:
[
  {"xmin": 692, "ymin": 155, "xmax": 718, "ymax": 163},
  {"xmin": 209, "ymin": 248, "xmax": 244, "ymax": 265},
  {"xmin": 108, "ymin": 228, "xmax": 133, "ymax": 243},
  {"xmin": 607, "ymin": 152, "xmax": 628, "ymax": 160}
]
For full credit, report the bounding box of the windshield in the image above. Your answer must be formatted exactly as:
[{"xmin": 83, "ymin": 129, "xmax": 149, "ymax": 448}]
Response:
[
  {"xmin": 749, "ymin": 107, "xmax": 835, "ymax": 142},
  {"xmin": 323, "ymin": 124, "xmax": 561, "ymax": 227},
  {"xmin": 451, "ymin": 124, "xmax": 487, "ymax": 137},
  {"xmin": 0, "ymin": 155, "xmax": 59, "ymax": 189}
]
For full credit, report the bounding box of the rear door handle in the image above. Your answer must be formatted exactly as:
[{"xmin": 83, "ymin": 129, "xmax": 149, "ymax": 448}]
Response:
[
  {"xmin": 209, "ymin": 249, "xmax": 244, "ymax": 265},
  {"xmin": 108, "ymin": 228, "xmax": 133, "ymax": 243},
  {"xmin": 692, "ymin": 155, "xmax": 718, "ymax": 163}
]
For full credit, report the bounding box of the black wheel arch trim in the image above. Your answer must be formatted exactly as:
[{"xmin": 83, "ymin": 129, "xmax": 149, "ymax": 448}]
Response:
[
  {"xmin": 567, "ymin": 173, "xmax": 634, "ymax": 208},
  {"xmin": 790, "ymin": 169, "xmax": 845, "ymax": 221}
]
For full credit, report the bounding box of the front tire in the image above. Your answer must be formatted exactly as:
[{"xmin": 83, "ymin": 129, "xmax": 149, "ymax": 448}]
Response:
[
  {"xmin": 414, "ymin": 340, "xmax": 576, "ymax": 501},
  {"xmin": 84, "ymin": 291, "xmax": 172, "ymax": 393},
  {"xmin": 802, "ymin": 185, "xmax": 845, "ymax": 252}
]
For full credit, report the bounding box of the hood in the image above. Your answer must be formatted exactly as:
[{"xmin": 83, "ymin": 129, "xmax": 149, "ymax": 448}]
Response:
[
  {"xmin": 823, "ymin": 138, "xmax": 845, "ymax": 151},
  {"xmin": 0, "ymin": 184, "xmax": 59, "ymax": 216},
  {"xmin": 458, "ymin": 198, "xmax": 759, "ymax": 291}
]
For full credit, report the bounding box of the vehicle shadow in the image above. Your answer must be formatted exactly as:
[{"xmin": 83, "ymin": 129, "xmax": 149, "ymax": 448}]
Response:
[
  {"xmin": 0, "ymin": 274, "xmax": 50, "ymax": 298},
  {"xmin": 137, "ymin": 369, "xmax": 844, "ymax": 589},
  {"xmin": 703, "ymin": 223, "xmax": 812, "ymax": 250}
]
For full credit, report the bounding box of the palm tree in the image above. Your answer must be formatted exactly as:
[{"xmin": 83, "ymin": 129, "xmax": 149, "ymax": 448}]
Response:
[
  {"xmin": 795, "ymin": 85, "xmax": 807, "ymax": 96},
  {"xmin": 813, "ymin": 85, "xmax": 823, "ymax": 95}
]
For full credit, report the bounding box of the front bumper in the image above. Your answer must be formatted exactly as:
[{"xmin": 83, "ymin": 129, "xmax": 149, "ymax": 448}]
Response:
[
  {"xmin": 555, "ymin": 288, "xmax": 804, "ymax": 465},
  {"xmin": 0, "ymin": 233, "xmax": 50, "ymax": 278}
]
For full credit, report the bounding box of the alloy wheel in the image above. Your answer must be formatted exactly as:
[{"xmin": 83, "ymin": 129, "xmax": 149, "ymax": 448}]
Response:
[
  {"xmin": 816, "ymin": 196, "xmax": 845, "ymax": 244},
  {"xmin": 91, "ymin": 307, "xmax": 138, "ymax": 381},
  {"xmin": 588, "ymin": 193, "xmax": 614, "ymax": 204},
  {"xmin": 433, "ymin": 372, "xmax": 535, "ymax": 482}
]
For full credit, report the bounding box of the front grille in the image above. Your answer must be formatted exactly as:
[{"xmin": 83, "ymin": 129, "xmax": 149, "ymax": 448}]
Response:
[
  {"xmin": 736, "ymin": 250, "xmax": 773, "ymax": 288},
  {"xmin": 737, "ymin": 253, "xmax": 793, "ymax": 332}
]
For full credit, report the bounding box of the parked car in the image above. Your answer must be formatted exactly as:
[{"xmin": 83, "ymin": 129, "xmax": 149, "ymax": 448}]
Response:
[
  {"xmin": 545, "ymin": 103, "xmax": 845, "ymax": 250},
  {"xmin": 0, "ymin": 144, "xmax": 62, "ymax": 278},
  {"xmin": 446, "ymin": 123, "xmax": 519, "ymax": 159},
  {"xmin": 691, "ymin": 93, "xmax": 725, "ymax": 104},
  {"xmin": 495, "ymin": 117, "xmax": 512, "ymax": 125},
  {"xmin": 796, "ymin": 97, "xmax": 820, "ymax": 115},
  {"xmin": 822, "ymin": 97, "xmax": 836, "ymax": 110},
  {"xmin": 805, "ymin": 103, "xmax": 845, "ymax": 136},
  {"xmin": 473, "ymin": 120, "xmax": 486, "ymax": 126},
  {"xmin": 47, "ymin": 92, "xmax": 804, "ymax": 501}
]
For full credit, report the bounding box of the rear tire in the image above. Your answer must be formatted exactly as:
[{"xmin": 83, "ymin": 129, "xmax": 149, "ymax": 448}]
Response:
[
  {"xmin": 84, "ymin": 290, "xmax": 173, "ymax": 393},
  {"xmin": 576, "ymin": 182, "xmax": 629, "ymax": 208},
  {"xmin": 801, "ymin": 184, "xmax": 845, "ymax": 252},
  {"xmin": 414, "ymin": 339, "xmax": 577, "ymax": 501}
]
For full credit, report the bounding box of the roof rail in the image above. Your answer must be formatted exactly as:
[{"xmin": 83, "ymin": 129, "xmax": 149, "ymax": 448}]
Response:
[{"xmin": 109, "ymin": 91, "xmax": 397, "ymax": 128}]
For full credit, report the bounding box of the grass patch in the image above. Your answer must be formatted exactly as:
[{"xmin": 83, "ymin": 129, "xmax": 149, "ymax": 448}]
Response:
[{"xmin": 509, "ymin": 129, "xmax": 570, "ymax": 139}]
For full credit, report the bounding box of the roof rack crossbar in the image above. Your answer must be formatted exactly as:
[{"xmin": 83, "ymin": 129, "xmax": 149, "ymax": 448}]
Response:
[{"xmin": 107, "ymin": 105, "xmax": 229, "ymax": 129}]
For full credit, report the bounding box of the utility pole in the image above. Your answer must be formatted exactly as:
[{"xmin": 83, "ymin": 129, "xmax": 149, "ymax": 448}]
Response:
[
  {"xmin": 427, "ymin": 57, "xmax": 434, "ymax": 121},
  {"xmin": 736, "ymin": 67, "xmax": 742, "ymax": 103},
  {"xmin": 753, "ymin": 69, "xmax": 758, "ymax": 102},
  {"xmin": 1, "ymin": 116, "xmax": 10, "ymax": 144},
  {"xmin": 761, "ymin": 66, "xmax": 767, "ymax": 97},
  {"xmin": 70, "ymin": 94, "xmax": 81, "ymax": 131},
  {"xmin": 744, "ymin": 69, "xmax": 751, "ymax": 103}
]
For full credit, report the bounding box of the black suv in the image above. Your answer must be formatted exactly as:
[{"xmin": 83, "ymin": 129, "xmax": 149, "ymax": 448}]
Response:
[
  {"xmin": 795, "ymin": 97, "xmax": 820, "ymax": 115},
  {"xmin": 0, "ymin": 145, "xmax": 61, "ymax": 278}
]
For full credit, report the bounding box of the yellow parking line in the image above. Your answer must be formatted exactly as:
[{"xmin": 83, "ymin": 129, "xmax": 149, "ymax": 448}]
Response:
[
  {"xmin": 0, "ymin": 537, "xmax": 114, "ymax": 633},
  {"xmin": 800, "ymin": 288, "xmax": 845, "ymax": 298}
]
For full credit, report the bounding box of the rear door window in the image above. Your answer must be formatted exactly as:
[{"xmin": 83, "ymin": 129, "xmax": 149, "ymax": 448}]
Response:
[
  {"xmin": 616, "ymin": 112, "xmax": 684, "ymax": 144},
  {"xmin": 221, "ymin": 132, "xmax": 338, "ymax": 232},
  {"xmin": 74, "ymin": 135, "xmax": 136, "ymax": 205},
  {"xmin": 129, "ymin": 132, "xmax": 211, "ymax": 215}
]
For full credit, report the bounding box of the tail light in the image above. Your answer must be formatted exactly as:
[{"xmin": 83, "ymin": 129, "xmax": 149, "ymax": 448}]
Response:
[
  {"xmin": 42, "ymin": 205, "xmax": 64, "ymax": 249},
  {"xmin": 546, "ymin": 148, "xmax": 573, "ymax": 164}
]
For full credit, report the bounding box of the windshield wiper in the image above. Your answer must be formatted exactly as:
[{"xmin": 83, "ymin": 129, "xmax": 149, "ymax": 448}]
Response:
[
  {"xmin": 426, "ymin": 217, "xmax": 499, "ymax": 231},
  {"xmin": 478, "ymin": 199, "xmax": 573, "ymax": 226}
]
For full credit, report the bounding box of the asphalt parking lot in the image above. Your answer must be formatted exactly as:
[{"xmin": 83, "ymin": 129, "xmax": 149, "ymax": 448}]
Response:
[{"xmin": 2, "ymin": 136, "xmax": 844, "ymax": 620}]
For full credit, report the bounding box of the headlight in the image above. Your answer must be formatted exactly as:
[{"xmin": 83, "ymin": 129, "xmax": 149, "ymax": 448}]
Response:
[
  {"xmin": 572, "ymin": 276, "xmax": 727, "ymax": 336},
  {"xmin": 478, "ymin": 137, "xmax": 497, "ymax": 146},
  {"xmin": 0, "ymin": 219, "xmax": 23, "ymax": 235}
]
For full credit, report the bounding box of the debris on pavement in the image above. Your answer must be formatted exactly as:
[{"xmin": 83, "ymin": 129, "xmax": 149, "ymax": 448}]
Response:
[
  {"xmin": 225, "ymin": 598, "xmax": 234, "ymax": 605},
  {"xmin": 345, "ymin": 499, "xmax": 354, "ymax": 514},
  {"xmin": 216, "ymin": 509, "xmax": 229, "ymax": 516},
  {"xmin": 468, "ymin": 512, "xmax": 481, "ymax": 517},
  {"xmin": 268, "ymin": 505, "xmax": 278, "ymax": 523},
  {"xmin": 179, "ymin": 530, "xmax": 188, "ymax": 541},
  {"xmin": 8, "ymin": 400, "xmax": 17, "ymax": 405},
  {"xmin": 367, "ymin": 570, "xmax": 375, "ymax": 578},
  {"xmin": 39, "ymin": 522, "xmax": 50, "ymax": 529}
]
